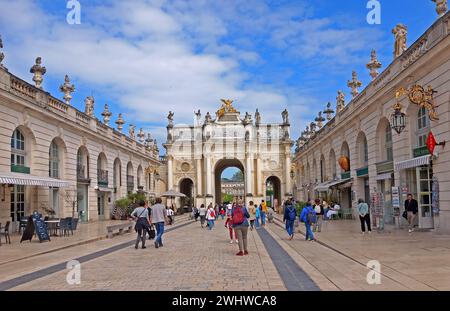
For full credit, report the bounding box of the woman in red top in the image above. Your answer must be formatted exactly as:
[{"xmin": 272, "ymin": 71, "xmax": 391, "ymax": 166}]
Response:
[{"xmin": 225, "ymin": 214, "xmax": 238, "ymax": 244}]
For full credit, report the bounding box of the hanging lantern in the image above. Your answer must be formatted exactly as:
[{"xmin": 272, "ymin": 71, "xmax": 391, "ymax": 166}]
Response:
[
  {"xmin": 338, "ymin": 156, "xmax": 350, "ymax": 172},
  {"xmin": 390, "ymin": 101, "xmax": 406, "ymax": 134}
]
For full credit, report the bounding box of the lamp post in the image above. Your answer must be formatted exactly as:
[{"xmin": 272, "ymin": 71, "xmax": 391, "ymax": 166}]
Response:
[{"xmin": 390, "ymin": 101, "xmax": 406, "ymax": 134}]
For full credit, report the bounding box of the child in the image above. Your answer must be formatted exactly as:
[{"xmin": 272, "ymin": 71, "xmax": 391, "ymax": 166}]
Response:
[
  {"xmin": 225, "ymin": 215, "xmax": 238, "ymax": 244},
  {"xmin": 220, "ymin": 207, "xmax": 226, "ymax": 220}
]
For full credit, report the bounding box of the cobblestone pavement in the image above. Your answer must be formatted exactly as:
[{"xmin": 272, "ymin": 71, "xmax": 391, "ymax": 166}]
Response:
[{"xmin": 7, "ymin": 219, "xmax": 286, "ymax": 291}]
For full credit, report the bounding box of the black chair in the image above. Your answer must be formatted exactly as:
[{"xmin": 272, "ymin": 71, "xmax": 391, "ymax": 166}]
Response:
[
  {"xmin": 0, "ymin": 221, "xmax": 11, "ymax": 244},
  {"xmin": 69, "ymin": 218, "xmax": 79, "ymax": 235},
  {"xmin": 58, "ymin": 218, "xmax": 69, "ymax": 237}
]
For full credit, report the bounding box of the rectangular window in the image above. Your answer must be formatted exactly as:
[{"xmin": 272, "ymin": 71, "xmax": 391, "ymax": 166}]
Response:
[{"xmin": 10, "ymin": 185, "xmax": 25, "ymax": 222}]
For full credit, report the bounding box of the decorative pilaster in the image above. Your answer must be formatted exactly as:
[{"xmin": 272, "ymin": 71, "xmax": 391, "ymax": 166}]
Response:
[
  {"xmin": 245, "ymin": 154, "xmax": 253, "ymax": 195},
  {"xmin": 347, "ymin": 71, "xmax": 362, "ymax": 98},
  {"xmin": 101, "ymin": 104, "xmax": 112, "ymax": 126},
  {"xmin": 366, "ymin": 50, "xmax": 382, "ymax": 80},
  {"xmin": 256, "ymin": 157, "xmax": 262, "ymax": 195},
  {"xmin": 115, "ymin": 113, "xmax": 125, "ymax": 132},
  {"xmin": 29, "ymin": 57, "xmax": 46, "ymax": 89},
  {"xmin": 167, "ymin": 156, "xmax": 174, "ymax": 191},
  {"xmin": 392, "ymin": 24, "xmax": 408, "ymax": 58},
  {"xmin": 196, "ymin": 159, "xmax": 203, "ymax": 196},
  {"xmin": 59, "ymin": 75, "xmax": 75, "ymax": 105},
  {"xmin": 285, "ymin": 154, "xmax": 292, "ymax": 196},
  {"xmin": 432, "ymin": 0, "xmax": 448, "ymax": 17},
  {"xmin": 206, "ymin": 156, "xmax": 212, "ymax": 195}
]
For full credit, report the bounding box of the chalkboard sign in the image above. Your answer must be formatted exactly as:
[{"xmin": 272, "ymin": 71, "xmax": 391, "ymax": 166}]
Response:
[{"xmin": 32, "ymin": 211, "xmax": 51, "ymax": 243}]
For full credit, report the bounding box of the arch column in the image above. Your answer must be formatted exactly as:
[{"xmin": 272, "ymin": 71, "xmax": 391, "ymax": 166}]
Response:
[
  {"xmin": 206, "ymin": 156, "xmax": 212, "ymax": 196},
  {"xmin": 285, "ymin": 154, "xmax": 291, "ymax": 196},
  {"xmin": 167, "ymin": 156, "xmax": 173, "ymax": 190},
  {"xmin": 245, "ymin": 154, "xmax": 253, "ymax": 196},
  {"xmin": 256, "ymin": 157, "xmax": 262, "ymax": 195},
  {"xmin": 196, "ymin": 158, "xmax": 203, "ymax": 196}
]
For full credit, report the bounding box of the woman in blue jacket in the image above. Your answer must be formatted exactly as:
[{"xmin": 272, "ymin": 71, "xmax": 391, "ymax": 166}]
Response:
[
  {"xmin": 300, "ymin": 201, "xmax": 317, "ymax": 241},
  {"xmin": 255, "ymin": 203, "xmax": 261, "ymax": 229}
]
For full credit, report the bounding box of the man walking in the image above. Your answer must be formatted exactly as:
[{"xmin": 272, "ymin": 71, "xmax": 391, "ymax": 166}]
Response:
[
  {"xmin": 150, "ymin": 198, "xmax": 168, "ymax": 248},
  {"xmin": 283, "ymin": 199, "xmax": 296, "ymax": 240},
  {"xmin": 405, "ymin": 193, "xmax": 418, "ymax": 233},
  {"xmin": 131, "ymin": 200, "xmax": 151, "ymax": 249},
  {"xmin": 357, "ymin": 199, "xmax": 372, "ymax": 234},
  {"xmin": 300, "ymin": 201, "xmax": 317, "ymax": 242}
]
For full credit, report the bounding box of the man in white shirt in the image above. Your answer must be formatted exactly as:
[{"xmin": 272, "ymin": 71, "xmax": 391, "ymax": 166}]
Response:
[{"xmin": 150, "ymin": 198, "xmax": 168, "ymax": 249}]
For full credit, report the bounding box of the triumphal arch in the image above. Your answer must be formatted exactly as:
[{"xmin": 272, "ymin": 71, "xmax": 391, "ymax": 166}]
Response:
[{"xmin": 163, "ymin": 100, "xmax": 293, "ymax": 208}]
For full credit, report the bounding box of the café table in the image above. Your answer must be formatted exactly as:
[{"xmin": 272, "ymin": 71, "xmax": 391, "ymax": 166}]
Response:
[{"xmin": 44, "ymin": 219, "xmax": 60, "ymax": 237}]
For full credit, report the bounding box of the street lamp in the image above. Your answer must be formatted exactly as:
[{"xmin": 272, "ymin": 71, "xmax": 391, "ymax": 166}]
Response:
[{"xmin": 390, "ymin": 101, "xmax": 406, "ymax": 135}]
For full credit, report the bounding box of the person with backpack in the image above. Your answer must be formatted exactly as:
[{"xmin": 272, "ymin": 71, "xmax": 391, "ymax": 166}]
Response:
[
  {"xmin": 260, "ymin": 200, "xmax": 268, "ymax": 227},
  {"xmin": 248, "ymin": 201, "xmax": 257, "ymax": 230},
  {"xmin": 206, "ymin": 203, "xmax": 216, "ymax": 230},
  {"xmin": 224, "ymin": 214, "xmax": 238, "ymax": 244},
  {"xmin": 313, "ymin": 199, "xmax": 324, "ymax": 232},
  {"xmin": 283, "ymin": 199, "xmax": 297, "ymax": 240},
  {"xmin": 131, "ymin": 200, "xmax": 151, "ymax": 249},
  {"xmin": 358, "ymin": 198, "xmax": 372, "ymax": 234},
  {"xmin": 300, "ymin": 201, "xmax": 317, "ymax": 242},
  {"xmin": 255, "ymin": 203, "xmax": 261, "ymax": 229},
  {"xmin": 232, "ymin": 200, "xmax": 251, "ymax": 256}
]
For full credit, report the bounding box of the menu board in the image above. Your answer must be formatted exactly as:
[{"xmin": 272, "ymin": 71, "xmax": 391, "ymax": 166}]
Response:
[{"xmin": 32, "ymin": 211, "xmax": 51, "ymax": 243}]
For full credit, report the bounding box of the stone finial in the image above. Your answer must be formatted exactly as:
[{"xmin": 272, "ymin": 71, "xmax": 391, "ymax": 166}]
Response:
[
  {"xmin": 101, "ymin": 103, "xmax": 112, "ymax": 125},
  {"xmin": 129, "ymin": 124, "xmax": 136, "ymax": 140},
  {"xmin": 366, "ymin": 50, "xmax": 382, "ymax": 80},
  {"xmin": 137, "ymin": 128, "xmax": 145, "ymax": 143},
  {"xmin": 145, "ymin": 133, "xmax": 153, "ymax": 145},
  {"xmin": 336, "ymin": 91, "xmax": 346, "ymax": 112},
  {"xmin": 255, "ymin": 109, "xmax": 261, "ymax": 125},
  {"xmin": 432, "ymin": 0, "xmax": 448, "ymax": 17},
  {"xmin": 167, "ymin": 111, "xmax": 174, "ymax": 127},
  {"xmin": 84, "ymin": 96, "xmax": 95, "ymax": 117},
  {"xmin": 324, "ymin": 102, "xmax": 335, "ymax": 121},
  {"xmin": 59, "ymin": 75, "xmax": 75, "ymax": 105},
  {"xmin": 0, "ymin": 35, "xmax": 4, "ymax": 66},
  {"xmin": 315, "ymin": 111, "xmax": 325, "ymax": 129},
  {"xmin": 116, "ymin": 113, "xmax": 125, "ymax": 132},
  {"xmin": 310, "ymin": 122, "xmax": 317, "ymax": 134},
  {"xmin": 304, "ymin": 126, "xmax": 310, "ymax": 139},
  {"xmin": 347, "ymin": 71, "xmax": 362, "ymax": 98},
  {"xmin": 29, "ymin": 57, "xmax": 47, "ymax": 89},
  {"xmin": 392, "ymin": 24, "xmax": 408, "ymax": 58},
  {"xmin": 282, "ymin": 109, "xmax": 289, "ymax": 125},
  {"xmin": 205, "ymin": 112, "xmax": 213, "ymax": 124}
]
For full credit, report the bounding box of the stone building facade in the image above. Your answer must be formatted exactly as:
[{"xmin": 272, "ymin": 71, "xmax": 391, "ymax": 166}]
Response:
[
  {"xmin": 221, "ymin": 181, "xmax": 245, "ymax": 202},
  {"xmin": 293, "ymin": 9, "xmax": 450, "ymax": 234},
  {"xmin": 163, "ymin": 100, "xmax": 293, "ymax": 209},
  {"xmin": 0, "ymin": 51, "xmax": 160, "ymax": 229}
]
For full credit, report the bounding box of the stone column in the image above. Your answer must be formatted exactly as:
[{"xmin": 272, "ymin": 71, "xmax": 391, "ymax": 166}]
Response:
[
  {"xmin": 196, "ymin": 159, "xmax": 203, "ymax": 196},
  {"xmin": 285, "ymin": 154, "xmax": 291, "ymax": 196},
  {"xmin": 206, "ymin": 156, "xmax": 212, "ymax": 195},
  {"xmin": 246, "ymin": 154, "xmax": 253, "ymax": 195},
  {"xmin": 256, "ymin": 157, "xmax": 262, "ymax": 195},
  {"xmin": 167, "ymin": 156, "xmax": 173, "ymax": 190}
]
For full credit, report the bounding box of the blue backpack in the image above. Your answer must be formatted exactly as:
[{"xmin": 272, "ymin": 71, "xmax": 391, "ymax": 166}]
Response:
[
  {"xmin": 287, "ymin": 206, "xmax": 296, "ymax": 221},
  {"xmin": 307, "ymin": 209, "xmax": 317, "ymax": 224}
]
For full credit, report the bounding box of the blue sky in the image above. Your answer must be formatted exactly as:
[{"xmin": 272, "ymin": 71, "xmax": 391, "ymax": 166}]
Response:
[{"xmin": 0, "ymin": 0, "xmax": 440, "ymax": 155}]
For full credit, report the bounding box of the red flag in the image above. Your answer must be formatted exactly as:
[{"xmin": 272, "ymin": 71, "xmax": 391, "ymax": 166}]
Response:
[{"xmin": 427, "ymin": 131, "xmax": 437, "ymax": 155}]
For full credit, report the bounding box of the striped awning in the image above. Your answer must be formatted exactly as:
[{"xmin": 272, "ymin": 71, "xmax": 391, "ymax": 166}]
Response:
[
  {"xmin": 0, "ymin": 172, "xmax": 72, "ymax": 188},
  {"xmin": 375, "ymin": 173, "xmax": 393, "ymax": 181},
  {"xmin": 395, "ymin": 155, "xmax": 431, "ymax": 171},
  {"xmin": 315, "ymin": 178, "xmax": 352, "ymax": 192}
]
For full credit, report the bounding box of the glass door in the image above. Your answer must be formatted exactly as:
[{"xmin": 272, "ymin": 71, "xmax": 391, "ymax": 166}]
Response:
[
  {"xmin": 416, "ymin": 166, "xmax": 434, "ymax": 229},
  {"xmin": 97, "ymin": 193, "xmax": 105, "ymax": 220},
  {"xmin": 10, "ymin": 185, "xmax": 25, "ymax": 231}
]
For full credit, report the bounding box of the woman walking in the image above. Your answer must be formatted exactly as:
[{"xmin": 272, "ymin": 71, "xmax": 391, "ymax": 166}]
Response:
[
  {"xmin": 313, "ymin": 199, "xmax": 324, "ymax": 232},
  {"xmin": 358, "ymin": 199, "xmax": 372, "ymax": 234},
  {"xmin": 131, "ymin": 200, "xmax": 151, "ymax": 249},
  {"xmin": 225, "ymin": 214, "xmax": 238, "ymax": 243},
  {"xmin": 248, "ymin": 201, "xmax": 257, "ymax": 230},
  {"xmin": 260, "ymin": 200, "xmax": 268, "ymax": 227},
  {"xmin": 232, "ymin": 200, "xmax": 251, "ymax": 256},
  {"xmin": 206, "ymin": 203, "xmax": 216, "ymax": 230},
  {"xmin": 255, "ymin": 203, "xmax": 261, "ymax": 229},
  {"xmin": 199, "ymin": 204, "xmax": 207, "ymax": 228}
]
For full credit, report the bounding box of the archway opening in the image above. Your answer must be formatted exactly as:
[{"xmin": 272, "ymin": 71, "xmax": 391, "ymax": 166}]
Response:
[
  {"xmin": 266, "ymin": 176, "xmax": 281, "ymax": 209},
  {"xmin": 179, "ymin": 178, "xmax": 194, "ymax": 209},
  {"xmin": 214, "ymin": 159, "xmax": 245, "ymax": 204}
]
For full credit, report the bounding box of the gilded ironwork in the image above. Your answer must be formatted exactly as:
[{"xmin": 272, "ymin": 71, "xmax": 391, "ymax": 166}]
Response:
[
  {"xmin": 216, "ymin": 99, "xmax": 237, "ymax": 117},
  {"xmin": 396, "ymin": 84, "xmax": 439, "ymax": 121}
]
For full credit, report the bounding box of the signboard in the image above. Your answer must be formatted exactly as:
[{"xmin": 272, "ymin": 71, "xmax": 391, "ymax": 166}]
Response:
[
  {"xmin": 32, "ymin": 211, "xmax": 51, "ymax": 243},
  {"xmin": 392, "ymin": 187, "xmax": 400, "ymax": 208}
]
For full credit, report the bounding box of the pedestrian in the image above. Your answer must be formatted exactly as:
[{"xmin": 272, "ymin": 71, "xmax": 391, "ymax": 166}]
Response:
[
  {"xmin": 131, "ymin": 200, "xmax": 151, "ymax": 249},
  {"xmin": 225, "ymin": 214, "xmax": 238, "ymax": 244},
  {"xmin": 206, "ymin": 203, "xmax": 216, "ymax": 230},
  {"xmin": 232, "ymin": 200, "xmax": 251, "ymax": 256},
  {"xmin": 145, "ymin": 201, "xmax": 155, "ymax": 240},
  {"xmin": 220, "ymin": 206, "xmax": 226, "ymax": 220},
  {"xmin": 255, "ymin": 203, "xmax": 261, "ymax": 229},
  {"xmin": 166, "ymin": 206, "xmax": 174, "ymax": 225},
  {"xmin": 357, "ymin": 198, "xmax": 372, "ymax": 234},
  {"xmin": 268, "ymin": 206, "xmax": 275, "ymax": 223},
  {"xmin": 313, "ymin": 199, "xmax": 324, "ymax": 232},
  {"xmin": 300, "ymin": 201, "xmax": 317, "ymax": 242},
  {"xmin": 199, "ymin": 204, "xmax": 207, "ymax": 228},
  {"xmin": 260, "ymin": 200, "xmax": 268, "ymax": 226},
  {"xmin": 404, "ymin": 193, "xmax": 419, "ymax": 233},
  {"xmin": 283, "ymin": 199, "xmax": 297, "ymax": 240},
  {"xmin": 248, "ymin": 201, "xmax": 256, "ymax": 230},
  {"xmin": 150, "ymin": 198, "xmax": 168, "ymax": 248},
  {"xmin": 215, "ymin": 203, "xmax": 220, "ymax": 220}
]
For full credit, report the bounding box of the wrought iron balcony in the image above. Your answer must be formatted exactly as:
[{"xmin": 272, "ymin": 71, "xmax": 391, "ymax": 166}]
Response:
[
  {"xmin": 97, "ymin": 169, "xmax": 109, "ymax": 186},
  {"xmin": 77, "ymin": 165, "xmax": 90, "ymax": 183}
]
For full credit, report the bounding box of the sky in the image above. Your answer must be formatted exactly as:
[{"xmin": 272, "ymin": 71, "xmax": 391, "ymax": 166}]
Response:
[{"xmin": 0, "ymin": 0, "xmax": 440, "ymax": 157}]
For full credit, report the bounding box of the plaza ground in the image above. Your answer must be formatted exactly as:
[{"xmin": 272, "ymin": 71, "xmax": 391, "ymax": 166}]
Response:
[{"xmin": 1, "ymin": 215, "xmax": 450, "ymax": 291}]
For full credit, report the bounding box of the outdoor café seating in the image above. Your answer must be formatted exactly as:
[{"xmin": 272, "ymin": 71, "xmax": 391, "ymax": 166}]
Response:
[{"xmin": 0, "ymin": 221, "xmax": 11, "ymax": 245}]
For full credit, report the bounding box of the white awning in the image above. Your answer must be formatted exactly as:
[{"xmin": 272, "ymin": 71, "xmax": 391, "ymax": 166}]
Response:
[
  {"xmin": 375, "ymin": 173, "xmax": 393, "ymax": 181},
  {"xmin": 0, "ymin": 172, "xmax": 72, "ymax": 188},
  {"xmin": 315, "ymin": 178, "xmax": 352, "ymax": 192},
  {"xmin": 395, "ymin": 155, "xmax": 431, "ymax": 171},
  {"xmin": 97, "ymin": 187, "xmax": 114, "ymax": 192}
]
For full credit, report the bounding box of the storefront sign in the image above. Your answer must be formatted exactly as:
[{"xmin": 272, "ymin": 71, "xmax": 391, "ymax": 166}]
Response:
[{"xmin": 392, "ymin": 187, "xmax": 400, "ymax": 208}]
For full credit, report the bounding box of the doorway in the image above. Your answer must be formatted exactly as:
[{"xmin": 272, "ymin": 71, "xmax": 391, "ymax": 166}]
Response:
[
  {"xmin": 214, "ymin": 159, "xmax": 245, "ymax": 204},
  {"xmin": 416, "ymin": 166, "xmax": 434, "ymax": 229},
  {"xmin": 266, "ymin": 176, "xmax": 281, "ymax": 209},
  {"xmin": 97, "ymin": 193, "xmax": 106, "ymax": 220}
]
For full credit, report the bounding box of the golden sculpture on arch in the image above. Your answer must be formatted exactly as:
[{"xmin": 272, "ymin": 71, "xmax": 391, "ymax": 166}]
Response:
[
  {"xmin": 216, "ymin": 99, "xmax": 238, "ymax": 117},
  {"xmin": 395, "ymin": 84, "xmax": 439, "ymax": 121}
]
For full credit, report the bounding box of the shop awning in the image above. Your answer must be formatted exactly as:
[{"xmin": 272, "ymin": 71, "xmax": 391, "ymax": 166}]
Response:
[
  {"xmin": 315, "ymin": 178, "xmax": 352, "ymax": 192},
  {"xmin": 394, "ymin": 155, "xmax": 431, "ymax": 171},
  {"xmin": 374, "ymin": 173, "xmax": 393, "ymax": 181},
  {"xmin": 0, "ymin": 172, "xmax": 72, "ymax": 188},
  {"xmin": 97, "ymin": 187, "xmax": 114, "ymax": 192}
]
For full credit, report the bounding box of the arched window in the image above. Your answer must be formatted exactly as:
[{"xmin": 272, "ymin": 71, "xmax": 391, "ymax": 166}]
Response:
[
  {"xmin": 385, "ymin": 124, "xmax": 393, "ymax": 161},
  {"xmin": 417, "ymin": 107, "xmax": 429, "ymax": 148},
  {"xmin": 49, "ymin": 141, "xmax": 59, "ymax": 178},
  {"xmin": 11, "ymin": 129, "xmax": 25, "ymax": 168}
]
